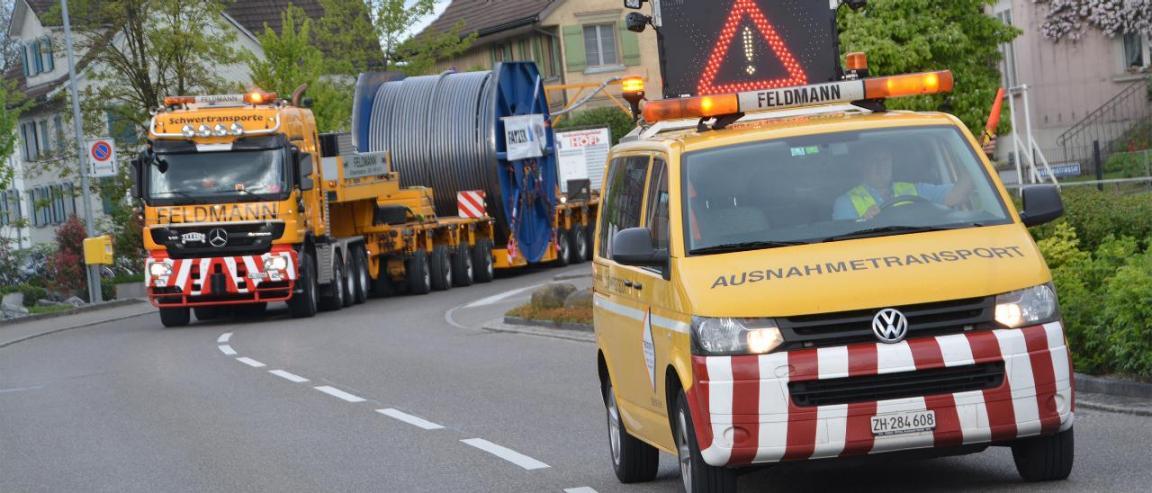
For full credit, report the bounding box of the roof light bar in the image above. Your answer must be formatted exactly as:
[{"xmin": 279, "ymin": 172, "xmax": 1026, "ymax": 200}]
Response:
[{"xmin": 641, "ymin": 70, "xmax": 953, "ymax": 123}]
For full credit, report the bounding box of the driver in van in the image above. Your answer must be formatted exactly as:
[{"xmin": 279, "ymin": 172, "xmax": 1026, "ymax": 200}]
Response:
[{"xmin": 833, "ymin": 146, "xmax": 973, "ymax": 221}]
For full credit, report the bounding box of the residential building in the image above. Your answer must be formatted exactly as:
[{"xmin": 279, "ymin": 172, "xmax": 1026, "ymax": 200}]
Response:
[{"xmin": 420, "ymin": 0, "xmax": 662, "ymax": 114}]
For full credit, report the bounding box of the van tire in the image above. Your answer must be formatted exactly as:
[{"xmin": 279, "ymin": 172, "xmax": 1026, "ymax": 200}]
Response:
[
  {"xmin": 430, "ymin": 245, "xmax": 452, "ymax": 291},
  {"xmin": 555, "ymin": 229, "xmax": 572, "ymax": 267},
  {"xmin": 351, "ymin": 246, "xmax": 369, "ymax": 304},
  {"xmin": 472, "ymin": 240, "xmax": 494, "ymax": 283},
  {"xmin": 604, "ymin": 381, "xmax": 659, "ymax": 483},
  {"xmin": 1012, "ymin": 427, "xmax": 1074, "ymax": 482},
  {"xmin": 676, "ymin": 391, "xmax": 737, "ymax": 492},
  {"xmin": 406, "ymin": 250, "xmax": 432, "ymax": 295},
  {"xmin": 319, "ymin": 255, "xmax": 345, "ymax": 311},
  {"xmin": 570, "ymin": 225, "xmax": 588, "ymax": 263},
  {"xmin": 452, "ymin": 243, "xmax": 474, "ymax": 287},
  {"xmin": 288, "ymin": 252, "xmax": 319, "ymax": 318},
  {"xmin": 159, "ymin": 307, "xmax": 191, "ymax": 328}
]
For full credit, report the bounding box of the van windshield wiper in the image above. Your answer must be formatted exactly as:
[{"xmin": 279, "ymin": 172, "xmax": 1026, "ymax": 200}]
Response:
[
  {"xmin": 821, "ymin": 225, "xmax": 964, "ymax": 243},
  {"xmin": 690, "ymin": 240, "xmax": 810, "ymax": 255}
]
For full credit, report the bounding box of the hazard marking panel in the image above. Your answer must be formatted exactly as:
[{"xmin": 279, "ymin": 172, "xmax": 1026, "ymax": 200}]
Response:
[
  {"xmin": 457, "ymin": 190, "xmax": 487, "ymax": 218},
  {"xmin": 658, "ymin": 0, "xmax": 839, "ymax": 98}
]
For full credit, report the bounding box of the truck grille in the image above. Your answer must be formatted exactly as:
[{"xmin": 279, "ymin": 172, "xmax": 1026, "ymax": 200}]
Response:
[
  {"xmin": 789, "ymin": 362, "xmax": 1005, "ymax": 407},
  {"xmin": 150, "ymin": 222, "xmax": 285, "ymax": 258},
  {"xmin": 778, "ymin": 296, "xmax": 994, "ymax": 349}
]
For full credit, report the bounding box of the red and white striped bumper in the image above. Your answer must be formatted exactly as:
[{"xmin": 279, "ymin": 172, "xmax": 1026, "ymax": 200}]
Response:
[
  {"xmin": 687, "ymin": 322, "xmax": 1073, "ymax": 467},
  {"xmin": 145, "ymin": 245, "xmax": 298, "ymax": 306}
]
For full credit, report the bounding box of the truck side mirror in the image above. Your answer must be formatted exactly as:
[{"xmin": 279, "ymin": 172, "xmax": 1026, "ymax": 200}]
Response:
[
  {"xmin": 612, "ymin": 227, "xmax": 667, "ymax": 267},
  {"xmin": 1019, "ymin": 185, "xmax": 1063, "ymax": 227},
  {"xmin": 130, "ymin": 158, "xmax": 143, "ymax": 199},
  {"xmin": 297, "ymin": 151, "xmax": 315, "ymax": 191}
]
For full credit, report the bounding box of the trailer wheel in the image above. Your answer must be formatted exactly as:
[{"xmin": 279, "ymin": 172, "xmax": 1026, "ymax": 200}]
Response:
[
  {"xmin": 583, "ymin": 225, "xmax": 595, "ymax": 260},
  {"xmin": 371, "ymin": 256, "xmax": 396, "ymax": 298},
  {"xmin": 472, "ymin": 240, "xmax": 494, "ymax": 283},
  {"xmin": 341, "ymin": 251, "xmax": 356, "ymax": 308},
  {"xmin": 194, "ymin": 307, "xmax": 226, "ymax": 321},
  {"xmin": 159, "ymin": 307, "xmax": 191, "ymax": 328},
  {"xmin": 319, "ymin": 254, "xmax": 346, "ymax": 311},
  {"xmin": 288, "ymin": 252, "xmax": 319, "ymax": 318},
  {"xmin": 554, "ymin": 229, "xmax": 572, "ymax": 267},
  {"xmin": 351, "ymin": 247, "xmax": 369, "ymax": 305},
  {"xmin": 430, "ymin": 245, "xmax": 453, "ymax": 291},
  {"xmin": 406, "ymin": 250, "xmax": 432, "ymax": 295},
  {"xmin": 452, "ymin": 243, "xmax": 474, "ymax": 287},
  {"xmin": 570, "ymin": 225, "xmax": 588, "ymax": 263}
]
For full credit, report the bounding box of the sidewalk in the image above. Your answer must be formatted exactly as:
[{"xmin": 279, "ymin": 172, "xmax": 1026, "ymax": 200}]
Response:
[{"xmin": 0, "ymin": 299, "xmax": 155, "ymax": 349}]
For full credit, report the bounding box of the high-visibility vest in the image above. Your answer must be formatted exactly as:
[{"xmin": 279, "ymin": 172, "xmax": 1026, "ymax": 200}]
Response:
[{"xmin": 847, "ymin": 182, "xmax": 919, "ymax": 218}]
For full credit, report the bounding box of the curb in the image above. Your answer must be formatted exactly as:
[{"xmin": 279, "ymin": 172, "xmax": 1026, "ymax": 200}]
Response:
[
  {"xmin": 1075, "ymin": 397, "xmax": 1152, "ymax": 418},
  {"xmin": 0, "ymin": 299, "xmax": 152, "ymax": 349},
  {"xmin": 482, "ymin": 318, "xmax": 595, "ymax": 343},
  {"xmin": 1074, "ymin": 372, "xmax": 1152, "ymax": 399},
  {"xmin": 0, "ymin": 298, "xmax": 146, "ymax": 327},
  {"xmin": 553, "ymin": 272, "xmax": 593, "ymax": 281},
  {"xmin": 503, "ymin": 315, "xmax": 592, "ymax": 333}
]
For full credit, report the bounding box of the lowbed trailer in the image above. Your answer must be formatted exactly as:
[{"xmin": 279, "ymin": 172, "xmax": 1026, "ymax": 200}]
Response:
[{"xmin": 135, "ymin": 90, "xmax": 494, "ymax": 327}]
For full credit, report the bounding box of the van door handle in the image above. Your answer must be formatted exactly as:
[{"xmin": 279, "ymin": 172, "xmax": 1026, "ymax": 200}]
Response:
[
  {"xmin": 633, "ymin": 282, "xmax": 644, "ymax": 290},
  {"xmin": 623, "ymin": 280, "xmax": 634, "ymax": 288}
]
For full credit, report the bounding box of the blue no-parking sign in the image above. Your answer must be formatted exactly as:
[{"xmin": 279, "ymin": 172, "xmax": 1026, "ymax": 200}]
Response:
[{"xmin": 87, "ymin": 139, "xmax": 117, "ymax": 178}]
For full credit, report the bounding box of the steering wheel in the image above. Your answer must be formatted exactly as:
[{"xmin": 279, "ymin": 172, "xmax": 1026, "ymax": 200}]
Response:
[{"xmin": 877, "ymin": 194, "xmax": 933, "ymax": 211}]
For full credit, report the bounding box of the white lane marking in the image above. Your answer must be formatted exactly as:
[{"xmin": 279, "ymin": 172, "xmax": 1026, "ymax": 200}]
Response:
[
  {"xmin": 269, "ymin": 369, "xmax": 309, "ymax": 383},
  {"xmin": 461, "ymin": 438, "xmax": 550, "ymax": 470},
  {"xmin": 564, "ymin": 488, "xmax": 598, "ymax": 493},
  {"xmin": 236, "ymin": 357, "xmax": 266, "ymax": 368},
  {"xmin": 376, "ymin": 408, "xmax": 445, "ymax": 430},
  {"xmin": 315, "ymin": 385, "xmax": 366, "ymax": 403},
  {"xmin": 464, "ymin": 285, "xmax": 539, "ymax": 308},
  {"xmin": 217, "ymin": 332, "xmax": 233, "ymax": 343},
  {"xmin": 218, "ymin": 345, "xmax": 237, "ymax": 356}
]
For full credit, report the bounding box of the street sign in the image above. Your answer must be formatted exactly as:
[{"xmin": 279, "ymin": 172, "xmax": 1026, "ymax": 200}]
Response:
[
  {"xmin": 657, "ymin": 0, "xmax": 840, "ymax": 98},
  {"xmin": 87, "ymin": 138, "xmax": 117, "ymax": 178}
]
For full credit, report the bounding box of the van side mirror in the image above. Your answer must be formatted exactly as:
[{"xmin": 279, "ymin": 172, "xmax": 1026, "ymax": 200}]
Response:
[
  {"xmin": 1019, "ymin": 185, "xmax": 1063, "ymax": 227},
  {"xmin": 612, "ymin": 227, "xmax": 667, "ymax": 267},
  {"xmin": 130, "ymin": 158, "xmax": 143, "ymax": 199}
]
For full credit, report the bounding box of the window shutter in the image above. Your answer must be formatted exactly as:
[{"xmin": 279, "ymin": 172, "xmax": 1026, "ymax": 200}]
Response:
[
  {"xmin": 42, "ymin": 37, "xmax": 54, "ymax": 72},
  {"xmin": 1, "ymin": 191, "xmax": 8, "ymax": 226},
  {"xmin": 31, "ymin": 40, "xmax": 42, "ymax": 74},
  {"xmin": 21, "ymin": 44, "xmax": 30, "ymax": 77},
  {"xmin": 618, "ymin": 20, "xmax": 641, "ymax": 66},
  {"xmin": 562, "ymin": 25, "xmax": 587, "ymax": 72},
  {"xmin": 12, "ymin": 190, "xmax": 21, "ymax": 222}
]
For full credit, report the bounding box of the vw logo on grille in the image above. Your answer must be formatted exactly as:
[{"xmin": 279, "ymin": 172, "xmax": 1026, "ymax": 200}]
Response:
[
  {"xmin": 872, "ymin": 308, "xmax": 909, "ymax": 344},
  {"xmin": 208, "ymin": 228, "xmax": 229, "ymax": 248}
]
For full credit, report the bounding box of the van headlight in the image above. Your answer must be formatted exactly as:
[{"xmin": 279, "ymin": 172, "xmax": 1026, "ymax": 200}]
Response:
[
  {"xmin": 149, "ymin": 260, "xmax": 173, "ymax": 277},
  {"xmin": 691, "ymin": 317, "xmax": 784, "ymax": 355},
  {"xmin": 263, "ymin": 256, "xmax": 288, "ymax": 272},
  {"xmin": 995, "ymin": 283, "xmax": 1058, "ymax": 328}
]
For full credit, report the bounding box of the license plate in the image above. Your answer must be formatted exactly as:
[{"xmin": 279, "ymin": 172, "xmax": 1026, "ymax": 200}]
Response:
[{"xmin": 870, "ymin": 410, "xmax": 936, "ymax": 436}]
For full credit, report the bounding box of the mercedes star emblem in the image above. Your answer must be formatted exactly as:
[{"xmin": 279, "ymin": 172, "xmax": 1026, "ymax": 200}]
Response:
[
  {"xmin": 872, "ymin": 308, "xmax": 909, "ymax": 344},
  {"xmin": 208, "ymin": 228, "xmax": 229, "ymax": 248}
]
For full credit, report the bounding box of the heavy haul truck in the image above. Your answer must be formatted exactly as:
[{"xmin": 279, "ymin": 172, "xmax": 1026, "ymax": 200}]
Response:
[{"xmin": 135, "ymin": 89, "xmax": 495, "ymax": 327}]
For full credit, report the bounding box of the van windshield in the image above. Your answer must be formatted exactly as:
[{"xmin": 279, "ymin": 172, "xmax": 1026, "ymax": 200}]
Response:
[{"xmin": 683, "ymin": 125, "xmax": 1011, "ymax": 255}]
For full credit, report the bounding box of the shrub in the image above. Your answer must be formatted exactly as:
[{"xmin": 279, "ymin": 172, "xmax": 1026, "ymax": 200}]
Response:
[
  {"xmin": 1055, "ymin": 188, "xmax": 1152, "ymax": 251},
  {"xmin": 1100, "ymin": 250, "xmax": 1152, "ymax": 377},
  {"xmin": 47, "ymin": 216, "xmax": 89, "ymax": 296},
  {"xmin": 554, "ymin": 106, "xmax": 636, "ymax": 145}
]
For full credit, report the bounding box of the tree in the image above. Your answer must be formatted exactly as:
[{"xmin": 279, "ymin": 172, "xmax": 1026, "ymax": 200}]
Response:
[
  {"xmin": 393, "ymin": 21, "xmax": 476, "ymax": 76},
  {"xmin": 370, "ymin": 0, "xmax": 438, "ymax": 70},
  {"xmin": 0, "ymin": 82, "xmax": 25, "ymax": 190},
  {"xmin": 315, "ymin": 0, "xmax": 383, "ymax": 74},
  {"xmin": 1034, "ymin": 0, "xmax": 1152, "ymax": 41},
  {"xmin": 837, "ymin": 0, "xmax": 1020, "ymax": 135}
]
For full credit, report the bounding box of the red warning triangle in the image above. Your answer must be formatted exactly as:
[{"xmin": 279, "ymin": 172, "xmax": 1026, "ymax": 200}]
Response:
[{"xmin": 697, "ymin": 0, "xmax": 808, "ymax": 96}]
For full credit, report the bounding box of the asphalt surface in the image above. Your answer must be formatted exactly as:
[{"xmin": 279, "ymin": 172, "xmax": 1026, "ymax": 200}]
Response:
[{"xmin": 2, "ymin": 264, "xmax": 1150, "ymax": 492}]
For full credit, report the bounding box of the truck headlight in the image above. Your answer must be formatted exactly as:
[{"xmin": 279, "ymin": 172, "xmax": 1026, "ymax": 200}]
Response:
[
  {"xmin": 149, "ymin": 260, "xmax": 173, "ymax": 277},
  {"xmin": 263, "ymin": 256, "xmax": 288, "ymax": 272},
  {"xmin": 691, "ymin": 317, "xmax": 784, "ymax": 355},
  {"xmin": 995, "ymin": 283, "xmax": 1058, "ymax": 328}
]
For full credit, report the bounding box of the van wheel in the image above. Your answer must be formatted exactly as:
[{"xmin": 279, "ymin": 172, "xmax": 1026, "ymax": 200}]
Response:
[
  {"xmin": 430, "ymin": 245, "xmax": 452, "ymax": 291},
  {"xmin": 676, "ymin": 391, "xmax": 737, "ymax": 492},
  {"xmin": 288, "ymin": 252, "xmax": 319, "ymax": 318},
  {"xmin": 159, "ymin": 307, "xmax": 191, "ymax": 328},
  {"xmin": 319, "ymin": 255, "xmax": 345, "ymax": 311},
  {"xmin": 604, "ymin": 381, "xmax": 659, "ymax": 483},
  {"xmin": 194, "ymin": 307, "xmax": 225, "ymax": 321},
  {"xmin": 351, "ymin": 247, "xmax": 369, "ymax": 305},
  {"xmin": 370, "ymin": 256, "xmax": 395, "ymax": 298},
  {"xmin": 555, "ymin": 229, "xmax": 572, "ymax": 267},
  {"xmin": 570, "ymin": 225, "xmax": 588, "ymax": 263},
  {"xmin": 406, "ymin": 250, "xmax": 432, "ymax": 295},
  {"xmin": 1012, "ymin": 427, "xmax": 1075, "ymax": 482},
  {"xmin": 452, "ymin": 243, "xmax": 474, "ymax": 287},
  {"xmin": 472, "ymin": 239, "xmax": 494, "ymax": 283}
]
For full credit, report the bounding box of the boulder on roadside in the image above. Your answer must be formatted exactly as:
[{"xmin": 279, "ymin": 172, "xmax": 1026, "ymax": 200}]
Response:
[
  {"xmin": 63, "ymin": 296, "xmax": 86, "ymax": 308},
  {"xmin": 530, "ymin": 283, "xmax": 577, "ymax": 309},
  {"xmin": 2, "ymin": 292, "xmax": 25, "ymax": 311},
  {"xmin": 564, "ymin": 288, "xmax": 593, "ymax": 309}
]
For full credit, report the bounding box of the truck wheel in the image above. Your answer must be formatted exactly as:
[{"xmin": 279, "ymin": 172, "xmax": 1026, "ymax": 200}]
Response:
[
  {"xmin": 1012, "ymin": 427, "xmax": 1075, "ymax": 482},
  {"xmin": 352, "ymin": 247, "xmax": 369, "ymax": 305},
  {"xmin": 234, "ymin": 302, "xmax": 266, "ymax": 318},
  {"xmin": 452, "ymin": 243, "xmax": 474, "ymax": 287},
  {"xmin": 676, "ymin": 391, "xmax": 737, "ymax": 492},
  {"xmin": 288, "ymin": 252, "xmax": 319, "ymax": 318},
  {"xmin": 570, "ymin": 225, "xmax": 588, "ymax": 264},
  {"xmin": 472, "ymin": 240, "xmax": 494, "ymax": 283},
  {"xmin": 430, "ymin": 245, "xmax": 452, "ymax": 291},
  {"xmin": 371, "ymin": 256, "xmax": 396, "ymax": 298},
  {"xmin": 159, "ymin": 307, "xmax": 191, "ymax": 328},
  {"xmin": 583, "ymin": 225, "xmax": 595, "ymax": 260},
  {"xmin": 194, "ymin": 307, "xmax": 225, "ymax": 321},
  {"xmin": 604, "ymin": 380, "xmax": 659, "ymax": 483},
  {"xmin": 555, "ymin": 229, "xmax": 572, "ymax": 267},
  {"xmin": 319, "ymin": 255, "xmax": 346, "ymax": 311},
  {"xmin": 341, "ymin": 252, "xmax": 356, "ymax": 308},
  {"xmin": 406, "ymin": 250, "xmax": 432, "ymax": 295}
]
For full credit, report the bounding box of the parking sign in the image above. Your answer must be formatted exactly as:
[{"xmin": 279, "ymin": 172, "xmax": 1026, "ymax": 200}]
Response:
[{"xmin": 88, "ymin": 139, "xmax": 117, "ymax": 178}]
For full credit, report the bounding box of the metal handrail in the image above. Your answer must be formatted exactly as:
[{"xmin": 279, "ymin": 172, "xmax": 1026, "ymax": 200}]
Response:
[{"xmin": 1058, "ymin": 77, "xmax": 1149, "ymax": 146}]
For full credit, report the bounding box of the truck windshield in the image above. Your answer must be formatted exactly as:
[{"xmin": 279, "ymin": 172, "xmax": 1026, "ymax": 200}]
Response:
[
  {"xmin": 684, "ymin": 125, "xmax": 1011, "ymax": 255},
  {"xmin": 148, "ymin": 149, "xmax": 287, "ymax": 204}
]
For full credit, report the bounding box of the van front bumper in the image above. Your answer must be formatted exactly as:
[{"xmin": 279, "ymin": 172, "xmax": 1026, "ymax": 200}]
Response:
[
  {"xmin": 686, "ymin": 322, "xmax": 1074, "ymax": 467},
  {"xmin": 145, "ymin": 246, "xmax": 297, "ymax": 307}
]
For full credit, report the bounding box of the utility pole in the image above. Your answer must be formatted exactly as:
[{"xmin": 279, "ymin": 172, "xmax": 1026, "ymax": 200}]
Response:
[{"xmin": 61, "ymin": 0, "xmax": 102, "ymax": 304}]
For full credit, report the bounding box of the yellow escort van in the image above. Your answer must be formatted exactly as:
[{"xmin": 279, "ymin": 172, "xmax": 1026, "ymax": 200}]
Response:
[{"xmin": 592, "ymin": 71, "xmax": 1074, "ymax": 492}]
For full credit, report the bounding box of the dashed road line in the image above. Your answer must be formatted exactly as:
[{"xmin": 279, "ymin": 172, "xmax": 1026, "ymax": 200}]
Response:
[
  {"xmin": 315, "ymin": 385, "xmax": 366, "ymax": 403},
  {"xmin": 564, "ymin": 488, "xmax": 598, "ymax": 493},
  {"xmin": 377, "ymin": 408, "xmax": 445, "ymax": 430},
  {"xmin": 461, "ymin": 438, "xmax": 550, "ymax": 470},
  {"xmin": 269, "ymin": 369, "xmax": 309, "ymax": 383},
  {"xmin": 217, "ymin": 332, "xmax": 232, "ymax": 343},
  {"xmin": 236, "ymin": 357, "xmax": 266, "ymax": 368},
  {"xmin": 218, "ymin": 345, "xmax": 237, "ymax": 356}
]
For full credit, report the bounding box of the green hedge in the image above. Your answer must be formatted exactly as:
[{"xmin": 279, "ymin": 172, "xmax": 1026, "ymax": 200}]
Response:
[
  {"xmin": 554, "ymin": 106, "xmax": 636, "ymax": 145},
  {"xmin": 1031, "ymin": 188, "xmax": 1152, "ymax": 252}
]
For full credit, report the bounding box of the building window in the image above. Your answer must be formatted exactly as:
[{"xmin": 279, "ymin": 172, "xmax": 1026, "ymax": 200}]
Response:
[
  {"xmin": 1123, "ymin": 33, "xmax": 1149, "ymax": 70},
  {"xmin": 0, "ymin": 191, "xmax": 9, "ymax": 226},
  {"xmin": 996, "ymin": 10, "xmax": 1017, "ymax": 88},
  {"xmin": 21, "ymin": 121, "xmax": 40, "ymax": 161},
  {"xmin": 583, "ymin": 24, "xmax": 619, "ymax": 67},
  {"xmin": 39, "ymin": 120, "xmax": 52, "ymax": 154},
  {"xmin": 40, "ymin": 36, "xmax": 55, "ymax": 72}
]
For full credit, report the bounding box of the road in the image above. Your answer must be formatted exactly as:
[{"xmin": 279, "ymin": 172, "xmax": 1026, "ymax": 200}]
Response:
[{"xmin": 1, "ymin": 265, "xmax": 1150, "ymax": 492}]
